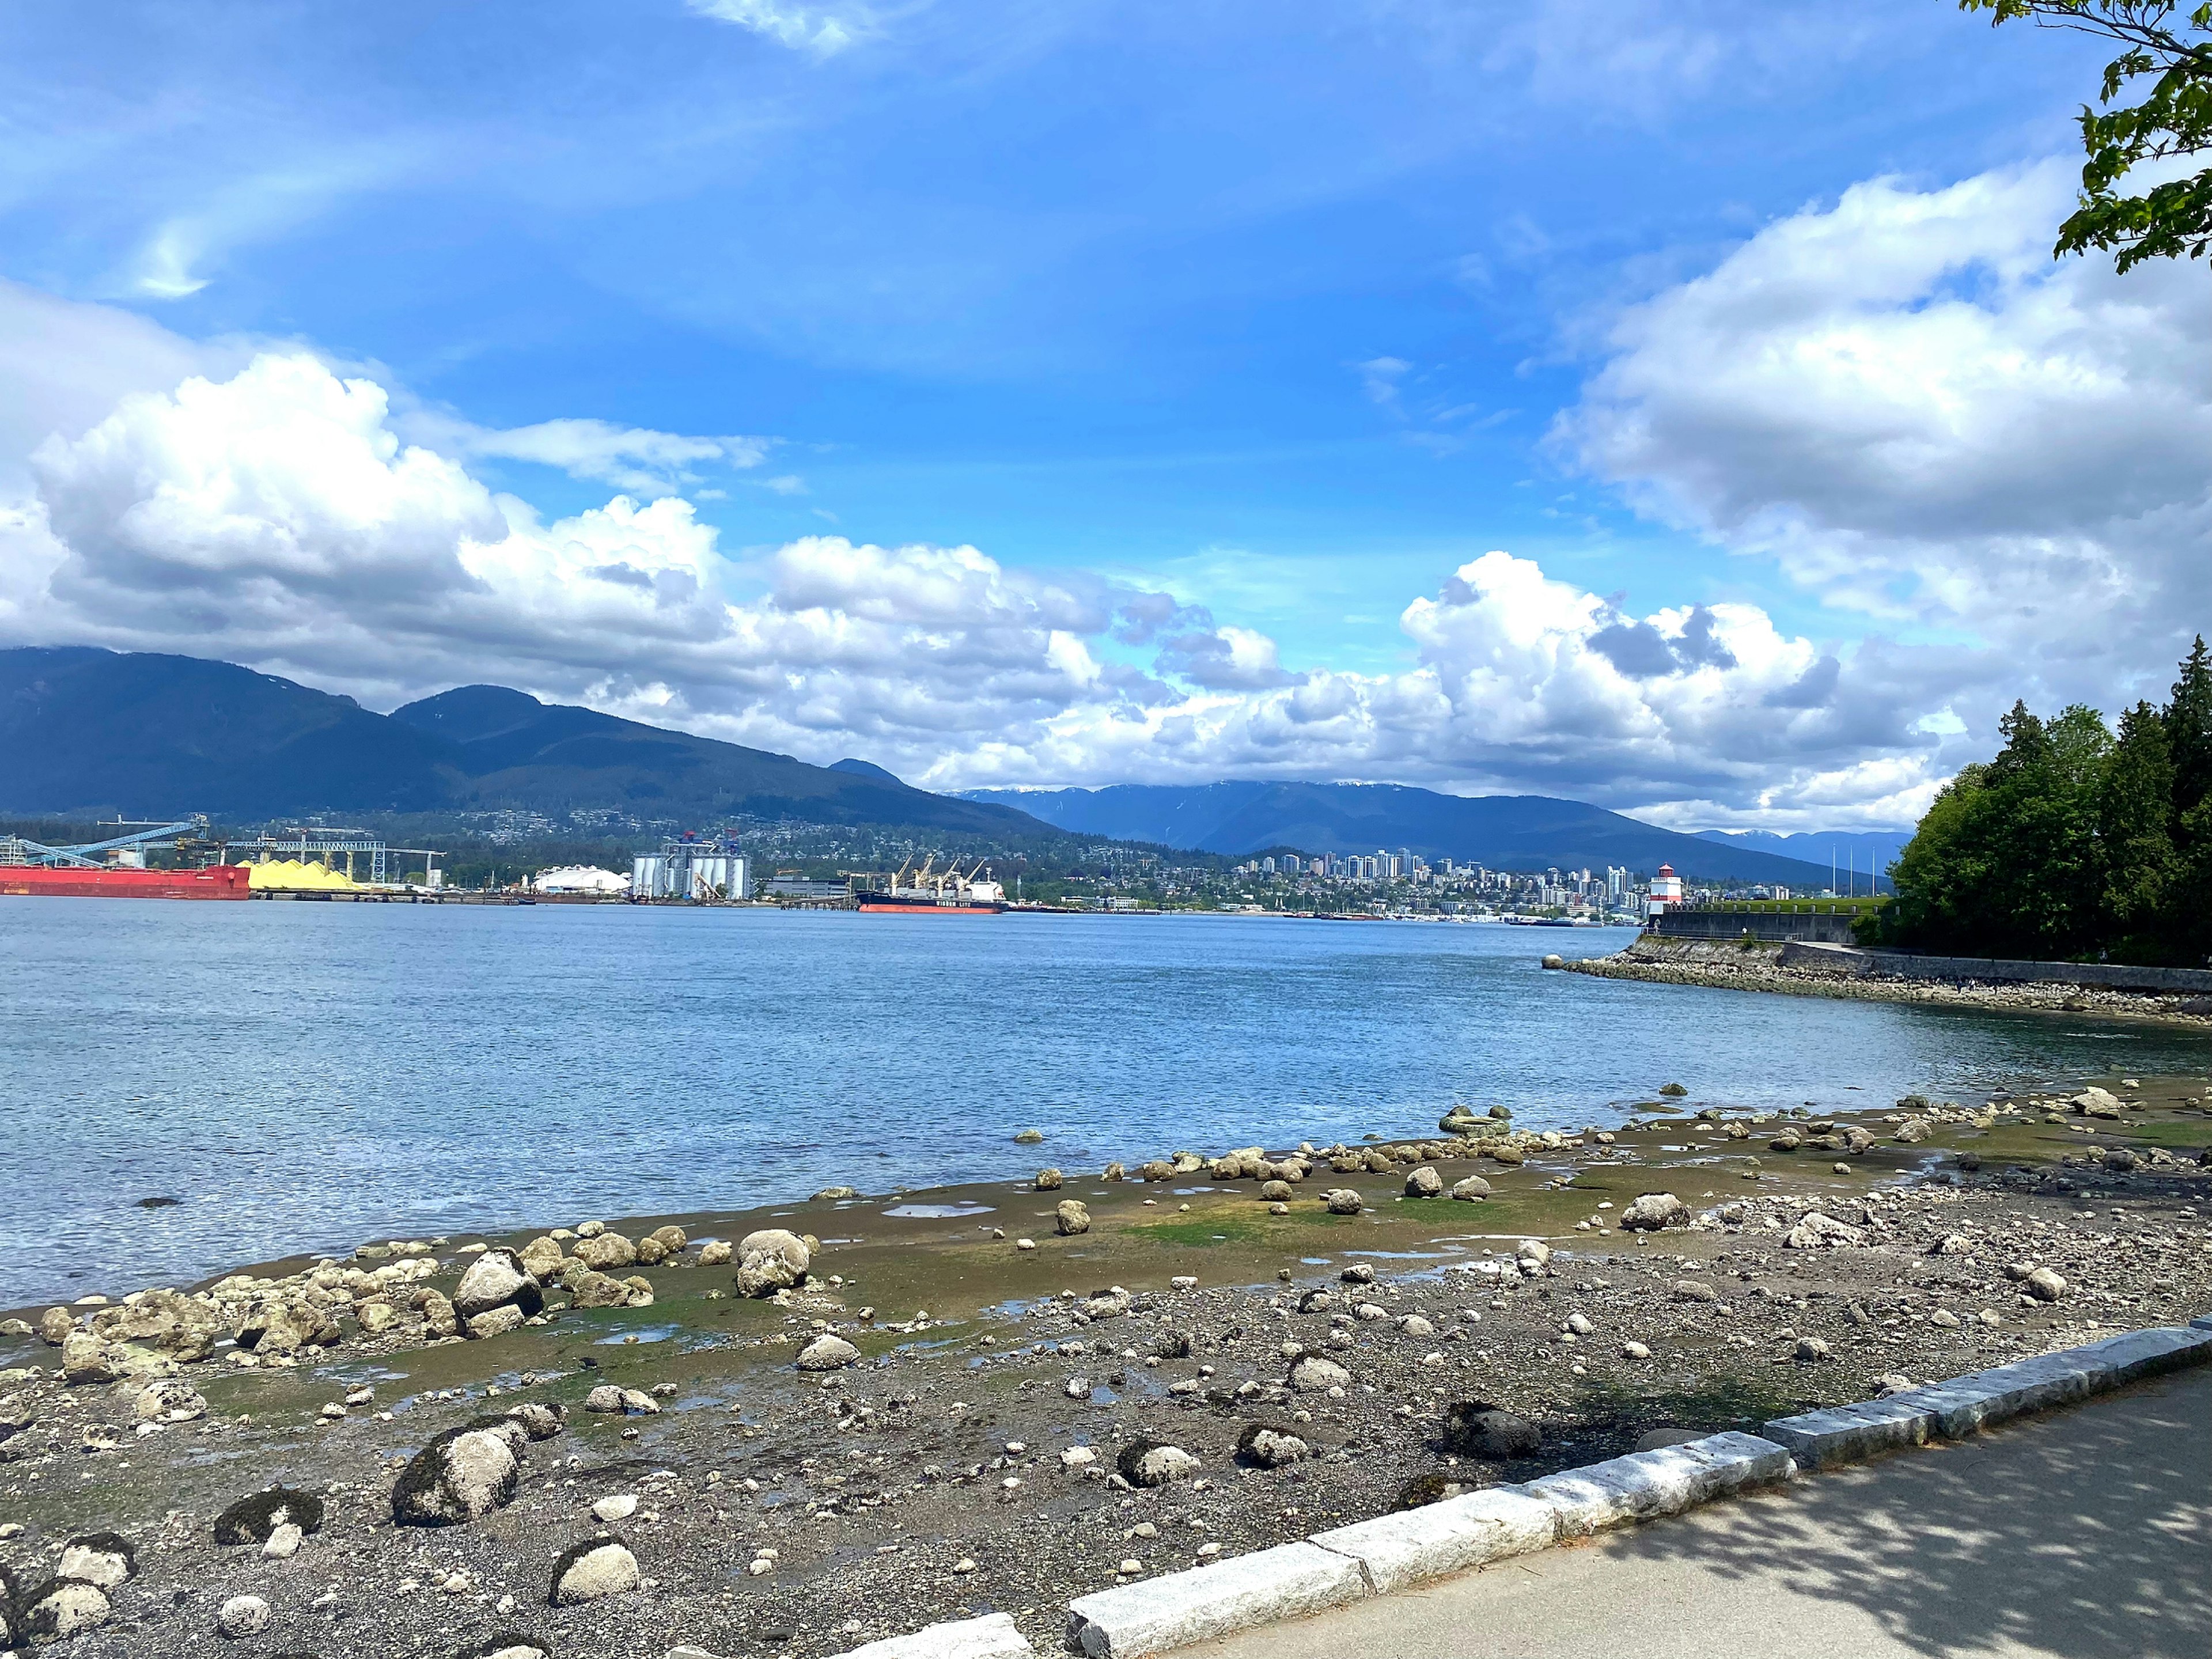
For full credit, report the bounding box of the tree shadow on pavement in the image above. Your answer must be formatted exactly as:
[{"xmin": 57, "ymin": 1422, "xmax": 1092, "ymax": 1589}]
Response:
[{"xmin": 1598, "ymin": 1366, "xmax": 2212, "ymax": 1659}]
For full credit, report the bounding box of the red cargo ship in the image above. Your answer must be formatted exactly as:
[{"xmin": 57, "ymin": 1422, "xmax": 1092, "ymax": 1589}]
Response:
[{"xmin": 0, "ymin": 863, "xmax": 253, "ymax": 900}]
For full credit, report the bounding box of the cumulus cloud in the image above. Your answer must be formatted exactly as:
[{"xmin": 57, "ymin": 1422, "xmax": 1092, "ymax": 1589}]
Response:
[
  {"xmin": 687, "ymin": 0, "xmax": 870, "ymax": 55},
  {"xmin": 1560, "ymin": 158, "xmax": 2212, "ymax": 721},
  {"xmin": 0, "ymin": 344, "xmax": 1947, "ymax": 825}
]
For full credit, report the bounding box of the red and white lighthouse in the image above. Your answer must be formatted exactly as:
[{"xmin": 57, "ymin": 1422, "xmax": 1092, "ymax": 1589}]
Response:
[{"xmin": 1646, "ymin": 863, "xmax": 1683, "ymax": 916}]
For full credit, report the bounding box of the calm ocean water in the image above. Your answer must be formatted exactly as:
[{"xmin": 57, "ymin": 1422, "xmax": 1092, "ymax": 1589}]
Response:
[{"xmin": 5, "ymin": 901, "xmax": 2209, "ymax": 1309}]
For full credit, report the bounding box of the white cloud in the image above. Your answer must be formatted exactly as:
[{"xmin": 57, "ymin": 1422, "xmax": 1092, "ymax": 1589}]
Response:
[
  {"xmin": 0, "ymin": 345, "xmax": 1948, "ymax": 826},
  {"xmin": 1560, "ymin": 158, "xmax": 2212, "ymax": 719},
  {"xmin": 412, "ymin": 414, "xmax": 775, "ymax": 497},
  {"xmin": 687, "ymin": 0, "xmax": 870, "ymax": 55}
]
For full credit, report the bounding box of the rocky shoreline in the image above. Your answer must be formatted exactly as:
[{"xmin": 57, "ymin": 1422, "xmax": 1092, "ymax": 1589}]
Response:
[
  {"xmin": 3, "ymin": 1076, "xmax": 2211, "ymax": 1658},
  {"xmin": 1562, "ymin": 934, "xmax": 2212, "ymax": 1027}
]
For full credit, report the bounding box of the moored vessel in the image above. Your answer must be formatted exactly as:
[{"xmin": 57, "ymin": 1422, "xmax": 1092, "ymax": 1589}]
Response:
[
  {"xmin": 0, "ymin": 863, "xmax": 252, "ymax": 900},
  {"xmin": 853, "ymin": 855, "xmax": 1006, "ymax": 914}
]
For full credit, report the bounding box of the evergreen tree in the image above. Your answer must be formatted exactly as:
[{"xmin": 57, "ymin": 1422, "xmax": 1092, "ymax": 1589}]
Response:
[
  {"xmin": 2099, "ymin": 702, "xmax": 2177, "ymax": 959},
  {"xmin": 2167, "ymin": 635, "xmax": 2212, "ymax": 819}
]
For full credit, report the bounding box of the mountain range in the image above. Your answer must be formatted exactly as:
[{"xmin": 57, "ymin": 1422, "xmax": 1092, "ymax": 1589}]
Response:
[
  {"xmin": 2, "ymin": 647, "xmax": 1891, "ymax": 886},
  {"xmin": 957, "ymin": 781, "xmax": 1871, "ymax": 888},
  {"xmin": 0, "ymin": 647, "xmax": 1040, "ymax": 837}
]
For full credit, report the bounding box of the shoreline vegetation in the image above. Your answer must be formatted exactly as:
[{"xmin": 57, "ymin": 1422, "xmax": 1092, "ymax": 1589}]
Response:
[{"xmin": 3, "ymin": 1074, "xmax": 2210, "ymax": 1657}]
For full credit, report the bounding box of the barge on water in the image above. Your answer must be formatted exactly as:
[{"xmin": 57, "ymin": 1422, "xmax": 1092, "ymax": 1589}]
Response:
[{"xmin": 0, "ymin": 862, "xmax": 252, "ymax": 900}]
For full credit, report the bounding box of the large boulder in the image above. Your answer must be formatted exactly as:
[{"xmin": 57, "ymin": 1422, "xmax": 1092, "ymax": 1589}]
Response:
[
  {"xmin": 1323, "ymin": 1188, "xmax": 1363, "ymax": 1216},
  {"xmin": 17, "ymin": 1579, "xmax": 111, "ymax": 1643},
  {"xmin": 1404, "ymin": 1166, "xmax": 1443, "ymax": 1198},
  {"xmin": 453, "ymin": 1250, "xmax": 544, "ymax": 1323},
  {"xmin": 1055, "ymin": 1200, "xmax": 1091, "ymax": 1236},
  {"xmin": 796, "ymin": 1335, "xmax": 860, "ymax": 1372},
  {"xmin": 549, "ymin": 1534, "xmax": 638, "ymax": 1606},
  {"xmin": 392, "ymin": 1425, "xmax": 523, "ymax": 1526},
  {"xmin": 734, "ymin": 1230, "xmax": 811, "ymax": 1297},
  {"xmin": 1115, "ymin": 1440, "xmax": 1200, "ymax": 1487},
  {"xmin": 565, "ymin": 1270, "xmax": 632, "ymax": 1309},
  {"xmin": 60, "ymin": 1331, "xmax": 112, "ymax": 1384},
  {"xmin": 1618, "ymin": 1192, "xmax": 1688, "ymax": 1232},
  {"xmin": 132, "ymin": 1378, "xmax": 207, "ymax": 1423},
  {"xmin": 1236, "ymin": 1425, "xmax": 1310, "ymax": 1468},
  {"xmin": 1450, "ymin": 1175, "xmax": 1491, "ymax": 1202},
  {"xmin": 215, "ymin": 1487, "xmax": 326, "ymax": 1546},
  {"xmin": 571, "ymin": 1233, "xmax": 637, "ymax": 1272},
  {"xmin": 1784, "ymin": 1211, "xmax": 1866, "ymax": 1249},
  {"xmin": 517, "ymin": 1236, "xmax": 565, "ymax": 1279},
  {"xmin": 56, "ymin": 1533, "xmax": 135, "ymax": 1589}
]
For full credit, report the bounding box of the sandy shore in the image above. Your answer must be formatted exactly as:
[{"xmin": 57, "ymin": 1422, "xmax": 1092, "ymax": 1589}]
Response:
[{"xmin": 3, "ymin": 1075, "xmax": 2210, "ymax": 1658}]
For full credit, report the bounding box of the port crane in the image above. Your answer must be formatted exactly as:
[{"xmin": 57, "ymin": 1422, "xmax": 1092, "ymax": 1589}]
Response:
[{"xmin": 0, "ymin": 816, "xmax": 216, "ymax": 869}]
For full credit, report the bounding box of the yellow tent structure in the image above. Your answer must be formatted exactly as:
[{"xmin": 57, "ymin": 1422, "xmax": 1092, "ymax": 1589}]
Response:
[{"xmin": 249, "ymin": 858, "xmax": 362, "ymax": 892}]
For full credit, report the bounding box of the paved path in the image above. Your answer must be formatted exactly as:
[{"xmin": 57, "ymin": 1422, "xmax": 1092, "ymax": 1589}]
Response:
[{"xmin": 1192, "ymin": 1365, "xmax": 2212, "ymax": 1659}]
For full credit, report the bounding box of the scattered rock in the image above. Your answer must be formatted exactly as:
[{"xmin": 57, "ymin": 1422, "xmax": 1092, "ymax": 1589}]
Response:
[
  {"xmin": 1440, "ymin": 1401, "xmax": 1539, "ymax": 1460},
  {"xmin": 573, "ymin": 1233, "xmax": 637, "ymax": 1272},
  {"xmin": 1634, "ymin": 1427, "xmax": 1708, "ymax": 1452},
  {"xmin": 1013, "ymin": 1128, "xmax": 1045, "ymax": 1144},
  {"xmin": 1288, "ymin": 1355, "xmax": 1351, "ymax": 1393},
  {"xmin": 217, "ymin": 1594, "xmax": 271, "ymax": 1639},
  {"xmin": 1672, "ymin": 1280, "xmax": 1720, "ymax": 1304},
  {"xmin": 132, "ymin": 1378, "xmax": 207, "ymax": 1423},
  {"xmin": 812, "ymin": 1185, "xmax": 859, "ymax": 1200},
  {"xmin": 56, "ymin": 1533, "xmax": 134, "ymax": 1589},
  {"xmin": 452, "ymin": 1249, "xmax": 545, "ymax": 1323},
  {"xmin": 215, "ymin": 1488, "xmax": 325, "ymax": 1546},
  {"xmin": 1618, "ymin": 1193, "xmax": 1688, "ymax": 1232},
  {"xmin": 1404, "ymin": 1166, "xmax": 1442, "ymax": 1198},
  {"xmin": 1795, "ymin": 1336, "xmax": 1832, "ymax": 1363},
  {"xmin": 1236, "ymin": 1425, "xmax": 1310, "ymax": 1468},
  {"xmin": 2025, "ymin": 1266, "xmax": 2068, "ymax": 1302},
  {"xmin": 734, "ymin": 1230, "xmax": 811, "ymax": 1297},
  {"xmin": 1449, "ymin": 1176, "xmax": 1491, "ymax": 1202},
  {"xmin": 796, "ymin": 1335, "xmax": 861, "ymax": 1372},
  {"xmin": 1784, "ymin": 1211, "xmax": 1867, "ymax": 1250},
  {"xmin": 550, "ymin": 1535, "xmax": 639, "ymax": 1606},
  {"xmin": 592, "ymin": 1494, "xmax": 638, "ymax": 1522},
  {"xmin": 392, "ymin": 1425, "xmax": 522, "ymax": 1526},
  {"xmin": 20, "ymin": 1580, "xmax": 111, "ymax": 1643},
  {"xmin": 1115, "ymin": 1440, "xmax": 1200, "ymax": 1487},
  {"xmin": 1323, "ymin": 1189, "xmax": 1362, "ymax": 1215},
  {"xmin": 1055, "ymin": 1200, "xmax": 1091, "ymax": 1237},
  {"xmin": 505, "ymin": 1401, "xmax": 567, "ymax": 1441}
]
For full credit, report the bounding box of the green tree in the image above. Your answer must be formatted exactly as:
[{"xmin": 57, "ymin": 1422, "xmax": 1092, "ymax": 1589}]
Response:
[
  {"xmin": 2099, "ymin": 701, "xmax": 2178, "ymax": 956},
  {"xmin": 1963, "ymin": 2, "xmax": 2212, "ymax": 270},
  {"xmin": 2165, "ymin": 634, "xmax": 2212, "ymax": 816}
]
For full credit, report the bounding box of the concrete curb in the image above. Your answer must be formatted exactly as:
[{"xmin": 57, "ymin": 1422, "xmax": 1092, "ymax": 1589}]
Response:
[
  {"xmin": 834, "ymin": 1612, "xmax": 1035, "ymax": 1658},
  {"xmin": 1309, "ymin": 1484, "xmax": 1558, "ymax": 1594},
  {"xmin": 1522, "ymin": 1430, "xmax": 1797, "ymax": 1537},
  {"xmin": 1067, "ymin": 1541, "xmax": 1367, "ymax": 1658},
  {"xmin": 1762, "ymin": 1323, "xmax": 2212, "ymax": 1468},
  {"xmin": 824, "ymin": 1316, "xmax": 2212, "ymax": 1659}
]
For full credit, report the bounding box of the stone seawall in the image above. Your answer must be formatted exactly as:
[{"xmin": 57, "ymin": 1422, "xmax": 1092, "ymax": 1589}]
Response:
[
  {"xmin": 1778, "ymin": 941, "xmax": 2212, "ymax": 995},
  {"xmin": 1566, "ymin": 934, "xmax": 2212, "ymax": 1027}
]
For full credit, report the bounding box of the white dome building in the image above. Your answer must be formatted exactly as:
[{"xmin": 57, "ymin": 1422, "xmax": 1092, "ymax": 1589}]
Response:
[{"xmin": 532, "ymin": 865, "xmax": 631, "ymax": 895}]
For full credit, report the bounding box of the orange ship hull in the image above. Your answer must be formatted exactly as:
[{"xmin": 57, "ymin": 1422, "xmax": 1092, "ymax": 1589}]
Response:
[{"xmin": 0, "ymin": 863, "xmax": 253, "ymax": 900}]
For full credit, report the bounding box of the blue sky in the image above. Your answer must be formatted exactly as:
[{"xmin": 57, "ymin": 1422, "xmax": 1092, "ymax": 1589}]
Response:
[{"xmin": 2, "ymin": 2, "xmax": 2200, "ymax": 827}]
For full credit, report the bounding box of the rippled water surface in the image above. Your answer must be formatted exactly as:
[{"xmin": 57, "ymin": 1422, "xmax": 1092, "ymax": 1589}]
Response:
[{"xmin": 5, "ymin": 900, "xmax": 2208, "ymax": 1307}]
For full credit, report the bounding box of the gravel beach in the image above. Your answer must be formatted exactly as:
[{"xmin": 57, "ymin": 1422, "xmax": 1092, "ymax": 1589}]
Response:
[{"xmin": 3, "ymin": 1074, "xmax": 2209, "ymax": 1659}]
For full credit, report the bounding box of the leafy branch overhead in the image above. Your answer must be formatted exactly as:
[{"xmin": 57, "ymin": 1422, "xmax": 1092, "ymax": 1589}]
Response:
[{"xmin": 1964, "ymin": 1, "xmax": 2212, "ymax": 267}]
